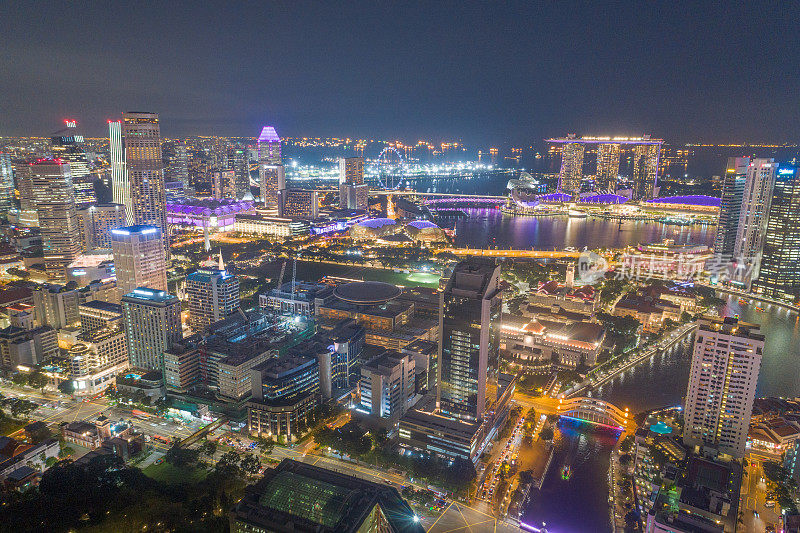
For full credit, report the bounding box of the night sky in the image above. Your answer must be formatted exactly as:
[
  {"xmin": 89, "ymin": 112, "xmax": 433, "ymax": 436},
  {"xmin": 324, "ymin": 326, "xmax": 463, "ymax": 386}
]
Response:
[{"xmin": 1, "ymin": 2, "xmax": 797, "ymax": 144}]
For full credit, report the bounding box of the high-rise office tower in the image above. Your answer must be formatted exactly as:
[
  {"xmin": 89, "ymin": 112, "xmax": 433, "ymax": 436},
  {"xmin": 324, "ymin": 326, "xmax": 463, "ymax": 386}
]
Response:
[
  {"xmin": 631, "ymin": 141, "xmax": 663, "ymax": 200},
  {"xmin": 78, "ymin": 203, "xmax": 127, "ymax": 251},
  {"xmin": 338, "ymin": 157, "xmax": 368, "ymax": 210},
  {"xmin": 713, "ymin": 157, "xmax": 749, "ymax": 262},
  {"xmin": 108, "ymin": 120, "xmax": 131, "ymax": 224},
  {"xmin": 682, "ymin": 316, "xmax": 764, "ymax": 458},
  {"xmin": 51, "ymin": 130, "xmax": 95, "ymax": 207},
  {"xmin": 121, "ymin": 288, "xmax": 182, "ymax": 370},
  {"xmin": 556, "ymin": 139, "xmax": 584, "ymax": 194},
  {"xmin": 162, "ymin": 140, "xmax": 191, "ymax": 195},
  {"xmin": 437, "ymin": 258, "xmax": 502, "ymax": 422},
  {"xmin": 595, "ymin": 143, "xmax": 621, "ymax": 193},
  {"xmin": 733, "ymin": 158, "xmax": 777, "ymax": 287},
  {"xmin": 186, "ymin": 259, "xmax": 240, "ymax": 331},
  {"xmin": 110, "ymin": 225, "xmax": 167, "ymax": 296},
  {"xmin": 257, "ymin": 126, "xmax": 284, "ymax": 207},
  {"xmin": 212, "ymin": 170, "xmax": 236, "ymax": 199},
  {"xmin": 753, "ymin": 165, "xmax": 800, "ymax": 303},
  {"xmin": 12, "ymin": 160, "xmax": 39, "ymax": 226},
  {"xmin": 31, "ymin": 160, "xmax": 83, "ymax": 281},
  {"xmin": 227, "ymin": 145, "xmax": 251, "ymax": 199},
  {"xmin": 0, "ymin": 153, "xmax": 14, "ymax": 219},
  {"xmin": 121, "ymin": 112, "xmax": 169, "ymax": 255},
  {"xmin": 279, "ymin": 188, "xmax": 318, "ymax": 219}
]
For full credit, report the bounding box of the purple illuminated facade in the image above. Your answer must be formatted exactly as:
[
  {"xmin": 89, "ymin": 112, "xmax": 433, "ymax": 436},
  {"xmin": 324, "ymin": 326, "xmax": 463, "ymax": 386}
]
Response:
[
  {"xmin": 645, "ymin": 195, "xmax": 721, "ymax": 207},
  {"xmin": 537, "ymin": 192, "xmax": 573, "ymax": 202},
  {"xmin": 406, "ymin": 220, "xmax": 439, "ymax": 229},
  {"xmin": 580, "ymin": 193, "xmax": 629, "ymax": 204},
  {"xmin": 423, "ymin": 197, "xmax": 503, "ymax": 207},
  {"xmin": 166, "ymin": 198, "xmax": 255, "ymax": 230}
]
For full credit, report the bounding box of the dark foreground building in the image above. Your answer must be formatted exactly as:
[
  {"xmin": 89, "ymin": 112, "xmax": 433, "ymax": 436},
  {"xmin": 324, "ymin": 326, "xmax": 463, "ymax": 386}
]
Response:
[{"xmin": 230, "ymin": 459, "xmax": 424, "ymax": 533}]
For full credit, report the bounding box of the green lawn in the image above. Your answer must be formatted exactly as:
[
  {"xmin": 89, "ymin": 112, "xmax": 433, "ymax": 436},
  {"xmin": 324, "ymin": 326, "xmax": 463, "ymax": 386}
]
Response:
[{"xmin": 142, "ymin": 461, "xmax": 208, "ymax": 485}]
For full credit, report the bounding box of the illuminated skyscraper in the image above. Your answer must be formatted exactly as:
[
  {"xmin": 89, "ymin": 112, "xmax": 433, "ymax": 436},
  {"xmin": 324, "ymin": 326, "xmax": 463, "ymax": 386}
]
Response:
[
  {"xmin": 110, "ymin": 225, "xmax": 167, "ymax": 296},
  {"xmin": 713, "ymin": 157, "xmax": 748, "ymax": 261},
  {"xmin": 31, "ymin": 160, "xmax": 83, "ymax": 281},
  {"xmin": 121, "ymin": 112, "xmax": 168, "ymax": 254},
  {"xmin": 279, "ymin": 188, "xmax": 318, "ymax": 219},
  {"xmin": 122, "ymin": 288, "xmax": 181, "ymax": 370},
  {"xmin": 51, "ymin": 126, "xmax": 94, "ymax": 207},
  {"xmin": 258, "ymin": 126, "xmax": 284, "ymax": 207},
  {"xmin": 753, "ymin": 165, "xmax": 800, "ymax": 303},
  {"xmin": 733, "ymin": 158, "xmax": 777, "ymax": 287},
  {"xmin": 683, "ymin": 316, "xmax": 763, "ymax": 459},
  {"xmin": 186, "ymin": 258, "xmax": 240, "ymax": 331},
  {"xmin": 595, "ymin": 143, "xmax": 620, "ymax": 193},
  {"xmin": 108, "ymin": 120, "xmax": 131, "ymax": 223},
  {"xmin": 227, "ymin": 144, "xmax": 251, "ymax": 199},
  {"xmin": 556, "ymin": 138, "xmax": 584, "ymax": 194},
  {"xmin": 0, "ymin": 153, "xmax": 14, "ymax": 219},
  {"xmin": 162, "ymin": 140, "xmax": 191, "ymax": 195},
  {"xmin": 12, "ymin": 160, "xmax": 39, "ymax": 226},
  {"xmin": 78, "ymin": 203, "xmax": 127, "ymax": 251},
  {"xmin": 339, "ymin": 157, "xmax": 368, "ymax": 210},
  {"xmin": 631, "ymin": 141, "xmax": 662, "ymax": 200},
  {"xmin": 437, "ymin": 258, "xmax": 502, "ymax": 422}
]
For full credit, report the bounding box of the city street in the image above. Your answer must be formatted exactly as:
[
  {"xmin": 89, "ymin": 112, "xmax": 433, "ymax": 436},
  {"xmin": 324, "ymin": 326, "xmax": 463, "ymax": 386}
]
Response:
[{"xmin": 741, "ymin": 452, "xmax": 782, "ymax": 533}]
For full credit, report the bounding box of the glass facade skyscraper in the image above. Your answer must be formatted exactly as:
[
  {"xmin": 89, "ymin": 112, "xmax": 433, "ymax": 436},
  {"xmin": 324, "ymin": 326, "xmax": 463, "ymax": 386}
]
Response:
[
  {"xmin": 753, "ymin": 165, "xmax": 800, "ymax": 303},
  {"xmin": 258, "ymin": 126, "xmax": 284, "ymax": 207},
  {"xmin": 437, "ymin": 258, "xmax": 502, "ymax": 422},
  {"xmin": 733, "ymin": 158, "xmax": 777, "ymax": 287},
  {"xmin": 121, "ymin": 112, "xmax": 168, "ymax": 255},
  {"xmin": 713, "ymin": 157, "xmax": 748, "ymax": 261},
  {"xmin": 31, "ymin": 160, "xmax": 83, "ymax": 281}
]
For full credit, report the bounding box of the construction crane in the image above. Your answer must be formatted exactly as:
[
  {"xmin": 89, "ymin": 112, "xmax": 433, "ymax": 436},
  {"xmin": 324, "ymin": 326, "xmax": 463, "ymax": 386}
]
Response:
[
  {"xmin": 291, "ymin": 258, "xmax": 297, "ymax": 304},
  {"xmin": 276, "ymin": 260, "xmax": 287, "ymax": 291}
]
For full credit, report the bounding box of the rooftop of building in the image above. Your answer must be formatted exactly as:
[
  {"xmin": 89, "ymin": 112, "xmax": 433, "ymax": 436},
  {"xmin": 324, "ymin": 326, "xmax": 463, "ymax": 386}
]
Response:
[
  {"xmin": 79, "ymin": 300, "xmax": 123, "ymax": 314},
  {"xmin": 697, "ymin": 315, "xmax": 764, "ymax": 341},
  {"xmin": 356, "ymin": 217, "xmax": 396, "ymax": 229},
  {"xmin": 333, "ymin": 281, "xmax": 402, "ymax": 305},
  {"xmin": 121, "ymin": 288, "xmax": 178, "ymax": 304},
  {"xmin": 254, "ymin": 354, "xmax": 315, "ymax": 380},
  {"xmin": 402, "ymin": 339, "xmax": 437, "ymax": 356},
  {"xmin": 645, "ymin": 195, "xmax": 722, "ymax": 207},
  {"xmin": 111, "ymin": 225, "xmax": 160, "ymax": 237},
  {"xmin": 232, "ymin": 459, "xmax": 423, "ymax": 533},
  {"xmin": 63, "ymin": 420, "xmax": 98, "ymax": 435},
  {"xmin": 0, "ymin": 287, "xmax": 32, "ymax": 306},
  {"xmin": 166, "ymin": 197, "xmax": 255, "ymax": 216},
  {"xmin": 406, "ymin": 220, "xmax": 439, "ymax": 230},
  {"xmin": 68, "ymin": 253, "xmax": 114, "ymax": 269},
  {"xmin": 362, "ymin": 350, "xmax": 411, "ymax": 376},
  {"xmin": 258, "ymin": 126, "xmax": 279, "ymax": 142}
]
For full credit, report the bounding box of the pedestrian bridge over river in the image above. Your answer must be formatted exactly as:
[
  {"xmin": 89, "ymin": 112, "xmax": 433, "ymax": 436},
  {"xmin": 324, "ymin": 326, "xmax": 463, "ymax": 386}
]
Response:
[{"xmin": 557, "ymin": 396, "xmax": 631, "ymax": 430}]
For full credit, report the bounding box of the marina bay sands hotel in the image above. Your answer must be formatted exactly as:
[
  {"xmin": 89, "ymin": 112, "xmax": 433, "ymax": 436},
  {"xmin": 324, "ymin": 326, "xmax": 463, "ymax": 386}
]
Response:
[{"xmin": 547, "ymin": 135, "xmax": 664, "ymax": 200}]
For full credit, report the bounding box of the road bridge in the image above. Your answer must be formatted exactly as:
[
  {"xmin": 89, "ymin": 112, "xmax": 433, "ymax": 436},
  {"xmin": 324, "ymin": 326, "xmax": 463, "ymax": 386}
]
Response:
[
  {"xmin": 556, "ymin": 396, "xmax": 631, "ymax": 430},
  {"xmin": 437, "ymin": 247, "xmax": 582, "ymax": 259}
]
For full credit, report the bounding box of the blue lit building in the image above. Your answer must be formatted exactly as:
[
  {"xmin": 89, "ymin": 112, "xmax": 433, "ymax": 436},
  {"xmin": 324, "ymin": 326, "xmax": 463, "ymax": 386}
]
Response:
[
  {"xmin": 247, "ymin": 354, "xmax": 320, "ymax": 438},
  {"xmin": 121, "ymin": 288, "xmax": 182, "ymax": 370},
  {"xmin": 753, "ymin": 164, "xmax": 800, "ymax": 303},
  {"xmin": 186, "ymin": 258, "xmax": 240, "ymax": 331}
]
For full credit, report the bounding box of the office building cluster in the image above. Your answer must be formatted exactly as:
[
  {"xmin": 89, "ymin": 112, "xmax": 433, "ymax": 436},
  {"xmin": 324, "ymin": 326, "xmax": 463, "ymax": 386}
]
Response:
[{"xmin": 713, "ymin": 157, "xmax": 800, "ymax": 301}]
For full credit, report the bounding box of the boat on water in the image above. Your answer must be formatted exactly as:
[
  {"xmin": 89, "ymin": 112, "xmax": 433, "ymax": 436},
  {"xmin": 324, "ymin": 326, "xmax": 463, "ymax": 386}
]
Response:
[
  {"xmin": 738, "ymin": 298, "xmax": 747, "ymax": 304},
  {"xmin": 561, "ymin": 464, "xmax": 571, "ymax": 480},
  {"xmin": 567, "ymin": 209, "xmax": 587, "ymax": 218}
]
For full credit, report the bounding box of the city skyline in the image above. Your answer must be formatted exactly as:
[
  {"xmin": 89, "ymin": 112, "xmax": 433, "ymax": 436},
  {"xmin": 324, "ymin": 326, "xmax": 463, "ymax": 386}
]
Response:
[{"xmin": 1, "ymin": 3, "xmax": 798, "ymax": 144}]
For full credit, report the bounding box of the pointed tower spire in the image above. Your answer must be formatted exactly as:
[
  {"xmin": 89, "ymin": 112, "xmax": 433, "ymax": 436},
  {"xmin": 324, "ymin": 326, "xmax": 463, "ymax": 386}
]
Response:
[{"xmin": 218, "ymin": 249, "xmax": 225, "ymax": 271}]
